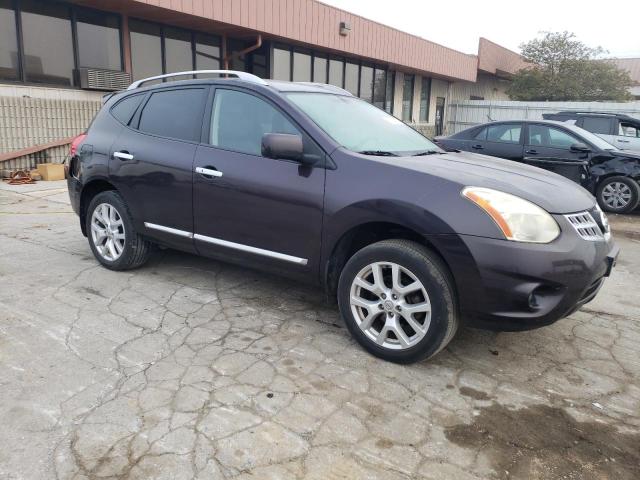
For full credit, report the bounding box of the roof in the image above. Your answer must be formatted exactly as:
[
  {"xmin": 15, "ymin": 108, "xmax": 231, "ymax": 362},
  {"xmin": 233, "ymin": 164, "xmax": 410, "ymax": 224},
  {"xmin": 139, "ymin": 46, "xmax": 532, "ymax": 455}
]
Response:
[
  {"xmin": 67, "ymin": 0, "xmax": 485, "ymax": 82},
  {"xmin": 477, "ymin": 38, "xmax": 529, "ymax": 77},
  {"xmin": 609, "ymin": 58, "xmax": 640, "ymax": 84}
]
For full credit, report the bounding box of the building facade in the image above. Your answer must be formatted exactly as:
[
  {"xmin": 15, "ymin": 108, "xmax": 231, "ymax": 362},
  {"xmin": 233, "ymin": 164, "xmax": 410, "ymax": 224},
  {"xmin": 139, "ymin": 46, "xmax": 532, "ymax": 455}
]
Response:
[{"xmin": 0, "ymin": 0, "xmax": 525, "ymax": 170}]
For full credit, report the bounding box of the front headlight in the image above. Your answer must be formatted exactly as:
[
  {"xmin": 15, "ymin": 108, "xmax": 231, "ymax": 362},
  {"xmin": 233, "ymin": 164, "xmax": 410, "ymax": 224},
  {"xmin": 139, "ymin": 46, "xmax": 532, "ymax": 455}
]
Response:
[{"xmin": 462, "ymin": 187, "xmax": 560, "ymax": 243}]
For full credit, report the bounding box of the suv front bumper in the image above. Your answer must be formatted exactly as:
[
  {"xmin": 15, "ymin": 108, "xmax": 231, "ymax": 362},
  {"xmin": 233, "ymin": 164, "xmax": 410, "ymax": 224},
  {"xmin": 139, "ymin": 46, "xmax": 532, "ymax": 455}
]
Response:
[{"xmin": 429, "ymin": 229, "xmax": 618, "ymax": 331}]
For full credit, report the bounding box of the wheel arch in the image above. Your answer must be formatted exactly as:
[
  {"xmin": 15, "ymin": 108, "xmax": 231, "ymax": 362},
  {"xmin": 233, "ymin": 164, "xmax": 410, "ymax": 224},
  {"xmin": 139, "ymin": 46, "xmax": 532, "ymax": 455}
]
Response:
[
  {"xmin": 323, "ymin": 221, "xmax": 453, "ymax": 297},
  {"xmin": 79, "ymin": 178, "xmax": 119, "ymax": 236}
]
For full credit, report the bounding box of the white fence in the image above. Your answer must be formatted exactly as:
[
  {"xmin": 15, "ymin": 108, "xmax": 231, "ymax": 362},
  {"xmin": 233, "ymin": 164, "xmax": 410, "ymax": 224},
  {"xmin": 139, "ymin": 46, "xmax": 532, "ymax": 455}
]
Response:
[{"xmin": 446, "ymin": 100, "xmax": 640, "ymax": 134}]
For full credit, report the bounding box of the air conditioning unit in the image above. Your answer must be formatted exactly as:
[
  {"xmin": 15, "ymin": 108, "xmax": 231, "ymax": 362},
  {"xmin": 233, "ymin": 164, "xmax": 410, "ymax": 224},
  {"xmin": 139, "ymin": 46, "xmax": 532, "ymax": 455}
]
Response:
[{"xmin": 77, "ymin": 68, "xmax": 131, "ymax": 91}]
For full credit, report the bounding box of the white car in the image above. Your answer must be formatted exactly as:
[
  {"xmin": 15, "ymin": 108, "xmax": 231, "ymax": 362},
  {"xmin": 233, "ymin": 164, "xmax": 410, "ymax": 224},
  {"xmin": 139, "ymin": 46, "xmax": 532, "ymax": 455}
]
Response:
[{"xmin": 543, "ymin": 112, "xmax": 640, "ymax": 152}]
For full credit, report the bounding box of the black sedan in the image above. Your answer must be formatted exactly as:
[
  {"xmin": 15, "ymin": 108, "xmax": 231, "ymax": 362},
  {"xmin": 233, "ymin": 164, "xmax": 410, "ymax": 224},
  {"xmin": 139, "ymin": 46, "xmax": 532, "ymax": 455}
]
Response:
[{"xmin": 435, "ymin": 120, "xmax": 640, "ymax": 213}]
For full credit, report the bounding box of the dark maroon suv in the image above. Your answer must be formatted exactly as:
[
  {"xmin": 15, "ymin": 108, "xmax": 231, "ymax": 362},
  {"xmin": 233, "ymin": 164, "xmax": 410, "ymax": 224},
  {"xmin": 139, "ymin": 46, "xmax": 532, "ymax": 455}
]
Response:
[{"xmin": 67, "ymin": 70, "xmax": 618, "ymax": 363}]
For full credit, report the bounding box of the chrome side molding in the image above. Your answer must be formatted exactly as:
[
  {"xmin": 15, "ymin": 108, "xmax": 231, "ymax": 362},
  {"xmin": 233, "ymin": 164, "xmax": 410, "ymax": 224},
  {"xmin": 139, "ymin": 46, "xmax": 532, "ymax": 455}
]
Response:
[
  {"xmin": 194, "ymin": 234, "xmax": 308, "ymax": 265},
  {"xmin": 143, "ymin": 222, "xmax": 308, "ymax": 265},
  {"xmin": 144, "ymin": 222, "xmax": 193, "ymax": 238}
]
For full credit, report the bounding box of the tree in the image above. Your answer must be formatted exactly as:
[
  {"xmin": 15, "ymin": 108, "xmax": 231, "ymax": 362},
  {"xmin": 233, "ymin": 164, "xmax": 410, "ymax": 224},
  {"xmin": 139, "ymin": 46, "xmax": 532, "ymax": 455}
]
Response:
[{"xmin": 506, "ymin": 31, "xmax": 633, "ymax": 101}]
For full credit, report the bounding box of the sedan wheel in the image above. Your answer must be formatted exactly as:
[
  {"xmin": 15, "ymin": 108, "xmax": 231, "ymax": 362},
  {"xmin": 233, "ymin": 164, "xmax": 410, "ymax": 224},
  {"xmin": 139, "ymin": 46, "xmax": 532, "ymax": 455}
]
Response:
[
  {"xmin": 602, "ymin": 182, "xmax": 632, "ymax": 210},
  {"xmin": 596, "ymin": 176, "xmax": 640, "ymax": 214}
]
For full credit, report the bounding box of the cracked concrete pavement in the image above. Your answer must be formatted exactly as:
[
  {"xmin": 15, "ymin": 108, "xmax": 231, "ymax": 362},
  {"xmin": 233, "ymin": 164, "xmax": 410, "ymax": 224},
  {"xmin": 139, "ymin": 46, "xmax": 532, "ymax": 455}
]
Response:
[{"xmin": 1, "ymin": 181, "xmax": 639, "ymax": 479}]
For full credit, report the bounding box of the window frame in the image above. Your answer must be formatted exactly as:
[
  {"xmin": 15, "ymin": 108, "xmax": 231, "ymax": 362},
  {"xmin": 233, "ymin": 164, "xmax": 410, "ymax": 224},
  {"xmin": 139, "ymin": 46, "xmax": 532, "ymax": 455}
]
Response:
[
  {"xmin": 485, "ymin": 123, "xmax": 523, "ymax": 145},
  {"xmin": 129, "ymin": 17, "xmax": 222, "ymax": 82},
  {"xmin": 402, "ymin": 74, "xmax": 414, "ymax": 122},
  {"xmin": 202, "ymin": 85, "xmax": 329, "ymax": 167},
  {"xmin": 131, "ymin": 85, "xmax": 209, "ymax": 144},
  {"xmin": 1, "ymin": 0, "xmax": 125, "ymax": 87},
  {"xmin": 526, "ymin": 123, "xmax": 582, "ymax": 150},
  {"xmin": 268, "ymin": 43, "xmax": 392, "ymax": 109}
]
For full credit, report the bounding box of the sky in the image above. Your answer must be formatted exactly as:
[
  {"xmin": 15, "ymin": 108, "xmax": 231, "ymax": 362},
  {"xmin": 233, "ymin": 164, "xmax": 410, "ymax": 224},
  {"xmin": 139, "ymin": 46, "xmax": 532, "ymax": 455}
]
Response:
[{"xmin": 321, "ymin": 0, "xmax": 640, "ymax": 58}]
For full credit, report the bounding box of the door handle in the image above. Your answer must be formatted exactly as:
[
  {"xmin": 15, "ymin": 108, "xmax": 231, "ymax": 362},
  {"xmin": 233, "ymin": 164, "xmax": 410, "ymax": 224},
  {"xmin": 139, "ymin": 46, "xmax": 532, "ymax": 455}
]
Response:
[
  {"xmin": 525, "ymin": 149, "xmax": 538, "ymax": 155},
  {"xmin": 471, "ymin": 144, "xmax": 484, "ymax": 150},
  {"xmin": 195, "ymin": 166, "xmax": 223, "ymax": 178},
  {"xmin": 113, "ymin": 151, "xmax": 134, "ymax": 161},
  {"xmin": 617, "ymin": 139, "xmax": 630, "ymax": 143}
]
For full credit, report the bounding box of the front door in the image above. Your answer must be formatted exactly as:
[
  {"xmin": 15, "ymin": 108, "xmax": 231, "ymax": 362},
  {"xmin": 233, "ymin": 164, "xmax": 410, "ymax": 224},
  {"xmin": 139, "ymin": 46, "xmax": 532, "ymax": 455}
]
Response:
[
  {"xmin": 109, "ymin": 86, "xmax": 208, "ymax": 251},
  {"xmin": 523, "ymin": 123, "xmax": 591, "ymax": 185},
  {"xmin": 193, "ymin": 87, "xmax": 325, "ymax": 278}
]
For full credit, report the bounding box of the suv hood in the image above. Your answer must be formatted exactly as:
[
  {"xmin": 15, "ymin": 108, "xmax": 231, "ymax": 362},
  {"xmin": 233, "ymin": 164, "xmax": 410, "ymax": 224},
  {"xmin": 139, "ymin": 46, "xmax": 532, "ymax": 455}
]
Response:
[{"xmin": 388, "ymin": 151, "xmax": 595, "ymax": 214}]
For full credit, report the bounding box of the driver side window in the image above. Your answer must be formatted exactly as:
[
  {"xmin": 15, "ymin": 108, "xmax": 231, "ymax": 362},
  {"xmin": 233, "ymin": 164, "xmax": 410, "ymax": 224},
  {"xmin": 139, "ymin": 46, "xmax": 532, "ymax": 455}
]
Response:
[{"xmin": 210, "ymin": 89, "xmax": 300, "ymax": 156}]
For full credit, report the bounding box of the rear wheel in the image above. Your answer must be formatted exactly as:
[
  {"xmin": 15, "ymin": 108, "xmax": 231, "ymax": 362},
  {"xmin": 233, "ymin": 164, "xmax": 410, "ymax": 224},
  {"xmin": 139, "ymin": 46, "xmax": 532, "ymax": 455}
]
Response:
[
  {"xmin": 596, "ymin": 176, "xmax": 640, "ymax": 213},
  {"xmin": 86, "ymin": 190, "xmax": 151, "ymax": 270},
  {"xmin": 337, "ymin": 239, "xmax": 458, "ymax": 363}
]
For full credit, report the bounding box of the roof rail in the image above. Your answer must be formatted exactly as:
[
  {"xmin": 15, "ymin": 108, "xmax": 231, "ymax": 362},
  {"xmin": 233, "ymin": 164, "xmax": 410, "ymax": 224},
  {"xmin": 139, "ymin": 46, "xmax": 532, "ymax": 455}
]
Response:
[
  {"xmin": 127, "ymin": 70, "xmax": 268, "ymax": 90},
  {"xmin": 297, "ymin": 82, "xmax": 353, "ymax": 96}
]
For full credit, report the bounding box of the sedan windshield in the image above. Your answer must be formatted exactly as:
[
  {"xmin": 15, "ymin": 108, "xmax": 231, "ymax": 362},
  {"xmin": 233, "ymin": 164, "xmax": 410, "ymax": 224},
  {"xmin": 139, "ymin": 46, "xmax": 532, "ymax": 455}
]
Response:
[{"xmin": 287, "ymin": 92, "xmax": 442, "ymax": 156}]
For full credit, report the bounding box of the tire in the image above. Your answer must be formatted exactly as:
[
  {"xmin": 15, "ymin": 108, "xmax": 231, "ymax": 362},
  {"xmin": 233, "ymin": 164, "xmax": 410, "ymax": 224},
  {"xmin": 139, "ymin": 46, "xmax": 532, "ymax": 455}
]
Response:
[
  {"xmin": 596, "ymin": 176, "xmax": 640, "ymax": 214},
  {"xmin": 86, "ymin": 190, "xmax": 151, "ymax": 270},
  {"xmin": 337, "ymin": 239, "xmax": 458, "ymax": 364}
]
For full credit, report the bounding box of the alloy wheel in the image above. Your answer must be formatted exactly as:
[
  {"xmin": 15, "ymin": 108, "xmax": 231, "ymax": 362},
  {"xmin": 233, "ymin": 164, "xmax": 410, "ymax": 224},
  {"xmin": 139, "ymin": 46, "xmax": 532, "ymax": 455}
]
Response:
[
  {"xmin": 90, "ymin": 203, "xmax": 126, "ymax": 261},
  {"xmin": 349, "ymin": 262, "xmax": 431, "ymax": 350},
  {"xmin": 602, "ymin": 182, "xmax": 632, "ymax": 209}
]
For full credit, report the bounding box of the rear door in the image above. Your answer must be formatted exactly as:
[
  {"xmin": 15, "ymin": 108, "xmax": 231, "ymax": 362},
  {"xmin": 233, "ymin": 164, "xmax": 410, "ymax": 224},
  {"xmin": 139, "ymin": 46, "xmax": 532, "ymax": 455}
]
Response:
[
  {"xmin": 192, "ymin": 87, "xmax": 326, "ymax": 278},
  {"xmin": 469, "ymin": 123, "xmax": 524, "ymax": 160},
  {"xmin": 523, "ymin": 123, "xmax": 591, "ymax": 184},
  {"xmin": 110, "ymin": 86, "xmax": 208, "ymax": 251},
  {"xmin": 614, "ymin": 120, "xmax": 640, "ymax": 152}
]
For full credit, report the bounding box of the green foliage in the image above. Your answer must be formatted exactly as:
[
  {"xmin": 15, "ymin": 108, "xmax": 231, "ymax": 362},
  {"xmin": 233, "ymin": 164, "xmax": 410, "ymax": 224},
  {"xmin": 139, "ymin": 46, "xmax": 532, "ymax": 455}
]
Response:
[{"xmin": 507, "ymin": 32, "xmax": 633, "ymax": 101}]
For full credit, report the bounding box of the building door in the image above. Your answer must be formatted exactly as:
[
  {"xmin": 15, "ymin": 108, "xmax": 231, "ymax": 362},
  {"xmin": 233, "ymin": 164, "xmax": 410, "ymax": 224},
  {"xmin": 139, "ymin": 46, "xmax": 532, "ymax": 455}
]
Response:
[{"xmin": 435, "ymin": 97, "xmax": 445, "ymax": 136}]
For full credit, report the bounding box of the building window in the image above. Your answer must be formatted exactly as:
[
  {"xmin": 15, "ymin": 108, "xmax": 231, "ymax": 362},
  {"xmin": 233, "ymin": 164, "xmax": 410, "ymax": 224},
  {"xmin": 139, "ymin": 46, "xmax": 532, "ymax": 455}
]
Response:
[
  {"xmin": 328, "ymin": 57, "xmax": 344, "ymax": 87},
  {"xmin": 129, "ymin": 19, "xmax": 162, "ymax": 81},
  {"xmin": 130, "ymin": 19, "xmax": 222, "ymax": 82},
  {"xmin": 0, "ymin": 0, "xmax": 19, "ymax": 81},
  {"xmin": 385, "ymin": 71, "xmax": 394, "ymax": 113},
  {"xmin": 194, "ymin": 32, "xmax": 221, "ymax": 71},
  {"xmin": 292, "ymin": 50, "xmax": 311, "ymax": 82},
  {"xmin": 402, "ymin": 74, "xmax": 414, "ymax": 122},
  {"xmin": 21, "ymin": 0, "xmax": 74, "ymax": 86},
  {"xmin": 313, "ymin": 54, "xmax": 327, "ymax": 83},
  {"xmin": 372, "ymin": 68, "xmax": 386, "ymax": 109},
  {"xmin": 164, "ymin": 27, "xmax": 192, "ymax": 76},
  {"xmin": 419, "ymin": 77, "xmax": 431, "ymax": 122},
  {"xmin": 272, "ymin": 46, "xmax": 291, "ymax": 81},
  {"xmin": 359, "ymin": 64, "xmax": 373, "ymax": 102},
  {"xmin": 76, "ymin": 8, "xmax": 122, "ymax": 71},
  {"xmin": 344, "ymin": 61, "xmax": 359, "ymax": 96}
]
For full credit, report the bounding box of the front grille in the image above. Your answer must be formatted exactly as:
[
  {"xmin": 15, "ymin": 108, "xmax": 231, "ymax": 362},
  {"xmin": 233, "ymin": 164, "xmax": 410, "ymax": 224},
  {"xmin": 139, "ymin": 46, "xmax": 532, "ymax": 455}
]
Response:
[{"xmin": 565, "ymin": 211, "xmax": 604, "ymax": 241}]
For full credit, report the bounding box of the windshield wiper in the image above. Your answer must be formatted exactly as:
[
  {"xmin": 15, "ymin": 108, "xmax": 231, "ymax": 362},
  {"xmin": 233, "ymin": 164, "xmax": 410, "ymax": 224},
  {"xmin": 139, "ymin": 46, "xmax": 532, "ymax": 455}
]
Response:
[
  {"xmin": 412, "ymin": 150, "xmax": 443, "ymax": 156},
  {"xmin": 358, "ymin": 150, "xmax": 399, "ymax": 156}
]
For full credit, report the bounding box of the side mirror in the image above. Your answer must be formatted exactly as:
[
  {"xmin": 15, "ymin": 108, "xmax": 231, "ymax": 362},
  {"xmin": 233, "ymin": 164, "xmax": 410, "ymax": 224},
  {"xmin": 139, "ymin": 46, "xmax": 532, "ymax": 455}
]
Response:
[
  {"xmin": 570, "ymin": 142, "xmax": 591, "ymax": 153},
  {"xmin": 262, "ymin": 133, "xmax": 304, "ymax": 162}
]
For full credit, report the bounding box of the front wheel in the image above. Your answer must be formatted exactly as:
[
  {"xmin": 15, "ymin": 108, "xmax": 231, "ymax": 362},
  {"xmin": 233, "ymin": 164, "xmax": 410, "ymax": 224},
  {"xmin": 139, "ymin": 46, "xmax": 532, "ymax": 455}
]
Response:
[
  {"xmin": 337, "ymin": 239, "xmax": 458, "ymax": 364},
  {"xmin": 596, "ymin": 176, "xmax": 640, "ymax": 214}
]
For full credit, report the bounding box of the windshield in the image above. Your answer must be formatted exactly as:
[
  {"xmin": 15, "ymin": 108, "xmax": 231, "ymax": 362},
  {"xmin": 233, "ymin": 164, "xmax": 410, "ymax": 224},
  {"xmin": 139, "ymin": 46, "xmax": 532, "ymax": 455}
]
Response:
[
  {"xmin": 286, "ymin": 93, "xmax": 442, "ymax": 155},
  {"xmin": 563, "ymin": 123, "xmax": 619, "ymax": 151}
]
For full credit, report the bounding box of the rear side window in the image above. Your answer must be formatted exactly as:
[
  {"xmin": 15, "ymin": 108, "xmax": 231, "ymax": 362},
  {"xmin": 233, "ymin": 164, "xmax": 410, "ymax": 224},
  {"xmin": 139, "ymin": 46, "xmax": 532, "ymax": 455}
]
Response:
[
  {"xmin": 138, "ymin": 88, "xmax": 207, "ymax": 142},
  {"xmin": 110, "ymin": 94, "xmax": 144, "ymax": 125},
  {"xmin": 486, "ymin": 124, "xmax": 521, "ymax": 144},
  {"xmin": 581, "ymin": 117, "xmax": 612, "ymax": 135}
]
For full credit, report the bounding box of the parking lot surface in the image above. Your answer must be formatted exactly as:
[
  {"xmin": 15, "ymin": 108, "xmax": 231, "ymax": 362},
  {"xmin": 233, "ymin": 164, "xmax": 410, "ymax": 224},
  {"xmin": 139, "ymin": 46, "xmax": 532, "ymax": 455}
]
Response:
[{"xmin": 1, "ymin": 181, "xmax": 639, "ymax": 480}]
